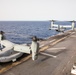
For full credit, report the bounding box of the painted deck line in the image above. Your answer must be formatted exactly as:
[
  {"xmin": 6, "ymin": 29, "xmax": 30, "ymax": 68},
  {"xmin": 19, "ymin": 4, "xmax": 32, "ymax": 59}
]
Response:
[
  {"xmin": 49, "ymin": 39, "xmax": 56, "ymax": 43},
  {"xmin": 70, "ymin": 35, "xmax": 76, "ymax": 38},
  {"xmin": 40, "ymin": 39, "xmax": 56, "ymax": 47},
  {"xmin": 48, "ymin": 47, "xmax": 66, "ymax": 50},
  {"xmin": 50, "ymin": 37, "xmax": 67, "ymax": 46}
]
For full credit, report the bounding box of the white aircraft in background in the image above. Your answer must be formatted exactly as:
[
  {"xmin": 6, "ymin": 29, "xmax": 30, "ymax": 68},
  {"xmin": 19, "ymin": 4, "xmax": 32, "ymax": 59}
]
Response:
[{"xmin": 49, "ymin": 20, "xmax": 75, "ymax": 32}]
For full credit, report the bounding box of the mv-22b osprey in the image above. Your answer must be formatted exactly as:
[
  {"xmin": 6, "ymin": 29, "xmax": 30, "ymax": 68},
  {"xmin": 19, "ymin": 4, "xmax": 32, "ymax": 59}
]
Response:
[
  {"xmin": 0, "ymin": 31, "xmax": 57, "ymax": 63},
  {"xmin": 0, "ymin": 35, "xmax": 40, "ymax": 63},
  {"xmin": 49, "ymin": 20, "xmax": 75, "ymax": 32}
]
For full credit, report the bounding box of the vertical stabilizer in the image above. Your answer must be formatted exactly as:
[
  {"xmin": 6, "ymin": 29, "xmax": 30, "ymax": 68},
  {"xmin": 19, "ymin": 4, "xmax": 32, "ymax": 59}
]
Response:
[{"xmin": 51, "ymin": 20, "xmax": 54, "ymax": 28}]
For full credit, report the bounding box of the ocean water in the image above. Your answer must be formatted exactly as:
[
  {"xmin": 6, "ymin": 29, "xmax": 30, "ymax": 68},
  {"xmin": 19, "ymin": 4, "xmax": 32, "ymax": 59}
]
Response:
[{"xmin": 0, "ymin": 21, "xmax": 74, "ymax": 44}]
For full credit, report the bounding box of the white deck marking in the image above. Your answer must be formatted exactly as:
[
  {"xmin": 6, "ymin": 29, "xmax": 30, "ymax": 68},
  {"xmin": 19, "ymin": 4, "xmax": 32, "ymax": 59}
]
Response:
[
  {"xmin": 62, "ymin": 67, "xmax": 66, "ymax": 72},
  {"xmin": 49, "ymin": 39, "xmax": 56, "ymax": 43},
  {"xmin": 49, "ymin": 47, "xmax": 66, "ymax": 50},
  {"xmin": 40, "ymin": 44, "xmax": 45, "ymax": 47},
  {"xmin": 72, "ymin": 32, "xmax": 76, "ymax": 34},
  {"xmin": 9, "ymin": 72, "xmax": 15, "ymax": 75},
  {"xmin": 67, "ymin": 61, "xmax": 70, "ymax": 64},
  {"xmin": 40, "ymin": 39, "xmax": 56, "ymax": 47},
  {"xmin": 70, "ymin": 35, "xmax": 76, "ymax": 38}
]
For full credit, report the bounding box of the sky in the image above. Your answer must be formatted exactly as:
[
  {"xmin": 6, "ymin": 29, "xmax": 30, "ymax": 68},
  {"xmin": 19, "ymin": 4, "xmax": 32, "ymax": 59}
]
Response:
[{"xmin": 0, "ymin": 0, "xmax": 76, "ymax": 21}]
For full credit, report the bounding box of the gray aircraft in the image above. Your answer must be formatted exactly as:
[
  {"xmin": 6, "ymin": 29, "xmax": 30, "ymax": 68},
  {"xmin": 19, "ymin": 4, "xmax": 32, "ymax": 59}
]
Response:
[{"xmin": 0, "ymin": 35, "xmax": 39, "ymax": 63}]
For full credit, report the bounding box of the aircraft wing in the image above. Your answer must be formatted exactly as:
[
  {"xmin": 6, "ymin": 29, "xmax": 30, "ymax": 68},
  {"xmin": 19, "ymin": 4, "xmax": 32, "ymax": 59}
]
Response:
[
  {"xmin": 60, "ymin": 25, "xmax": 72, "ymax": 28},
  {"xmin": 52, "ymin": 24, "xmax": 72, "ymax": 28},
  {"xmin": 52, "ymin": 24, "xmax": 58, "ymax": 27}
]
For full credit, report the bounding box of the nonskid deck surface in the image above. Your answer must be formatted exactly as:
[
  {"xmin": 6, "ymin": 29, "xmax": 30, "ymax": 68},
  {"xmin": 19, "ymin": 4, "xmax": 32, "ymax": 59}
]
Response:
[{"xmin": 0, "ymin": 29, "xmax": 76, "ymax": 75}]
